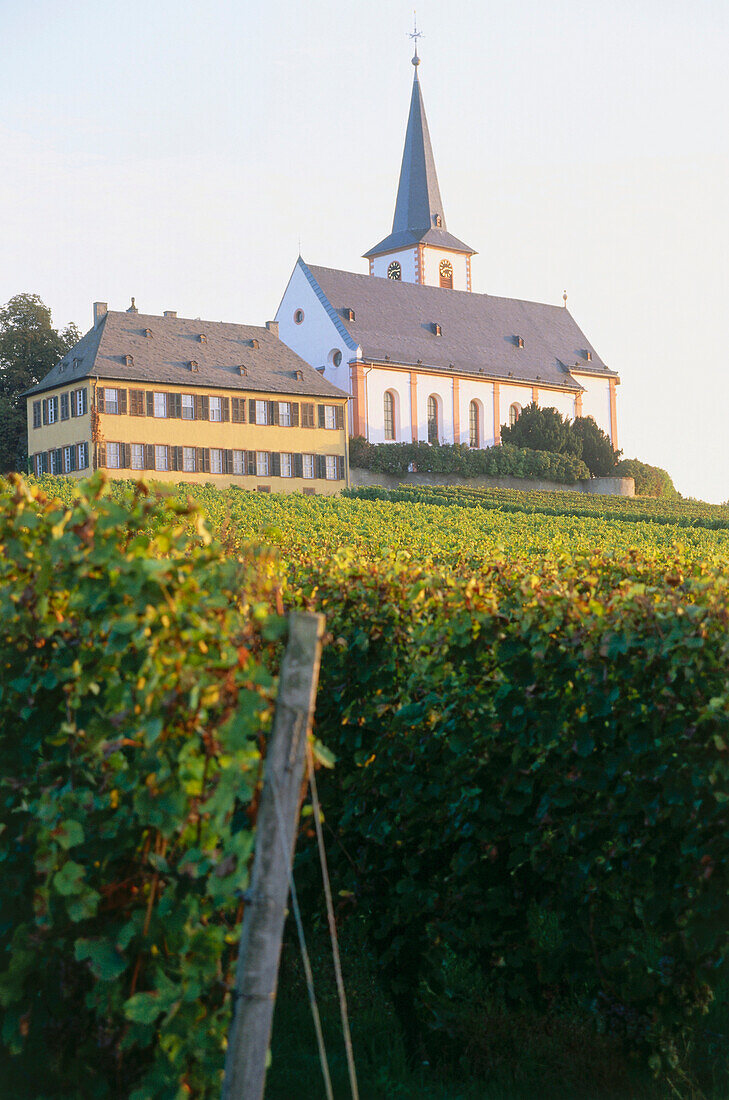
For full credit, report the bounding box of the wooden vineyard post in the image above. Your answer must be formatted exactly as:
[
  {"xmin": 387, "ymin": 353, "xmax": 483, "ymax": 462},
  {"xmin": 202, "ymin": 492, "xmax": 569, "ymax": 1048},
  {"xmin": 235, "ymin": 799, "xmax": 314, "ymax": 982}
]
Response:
[{"xmin": 222, "ymin": 611, "xmax": 326, "ymax": 1100}]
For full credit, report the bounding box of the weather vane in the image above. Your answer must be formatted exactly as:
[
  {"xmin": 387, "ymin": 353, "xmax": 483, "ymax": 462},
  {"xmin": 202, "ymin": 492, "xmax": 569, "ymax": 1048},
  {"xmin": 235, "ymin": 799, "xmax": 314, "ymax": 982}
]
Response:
[{"xmin": 408, "ymin": 10, "xmax": 423, "ymax": 65}]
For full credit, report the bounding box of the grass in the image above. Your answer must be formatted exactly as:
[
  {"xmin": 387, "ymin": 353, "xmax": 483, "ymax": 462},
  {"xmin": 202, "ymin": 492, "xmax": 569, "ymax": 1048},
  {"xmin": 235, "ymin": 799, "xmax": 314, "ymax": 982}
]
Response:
[{"xmin": 265, "ymin": 927, "xmax": 729, "ymax": 1100}]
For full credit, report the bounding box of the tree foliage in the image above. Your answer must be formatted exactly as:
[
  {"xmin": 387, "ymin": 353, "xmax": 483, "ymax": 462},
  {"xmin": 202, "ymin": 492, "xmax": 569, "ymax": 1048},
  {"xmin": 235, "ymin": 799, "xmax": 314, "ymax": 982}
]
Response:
[
  {"xmin": 500, "ymin": 403, "xmax": 622, "ymax": 477},
  {"xmin": 0, "ymin": 294, "xmax": 80, "ymax": 473}
]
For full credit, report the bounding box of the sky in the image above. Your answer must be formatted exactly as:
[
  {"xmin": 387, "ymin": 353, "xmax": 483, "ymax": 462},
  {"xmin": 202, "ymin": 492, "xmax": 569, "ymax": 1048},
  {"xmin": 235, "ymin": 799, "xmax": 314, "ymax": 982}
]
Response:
[{"xmin": 2, "ymin": 0, "xmax": 728, "ymax": 500}]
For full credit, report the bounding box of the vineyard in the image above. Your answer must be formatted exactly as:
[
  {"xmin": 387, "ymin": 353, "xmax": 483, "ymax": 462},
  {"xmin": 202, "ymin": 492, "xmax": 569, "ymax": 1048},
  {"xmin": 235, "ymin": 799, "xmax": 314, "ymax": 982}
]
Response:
[{"xmin": 4, "ymin": 474, "xmax": 729, "ymax": 1098}]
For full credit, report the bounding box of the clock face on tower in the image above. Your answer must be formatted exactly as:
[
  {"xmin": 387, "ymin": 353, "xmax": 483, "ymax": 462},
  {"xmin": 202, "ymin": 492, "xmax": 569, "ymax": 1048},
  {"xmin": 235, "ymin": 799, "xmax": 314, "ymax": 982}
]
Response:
[{"xmin": 387, "ymin": 261, "xmax": 402, "ymax": 280}]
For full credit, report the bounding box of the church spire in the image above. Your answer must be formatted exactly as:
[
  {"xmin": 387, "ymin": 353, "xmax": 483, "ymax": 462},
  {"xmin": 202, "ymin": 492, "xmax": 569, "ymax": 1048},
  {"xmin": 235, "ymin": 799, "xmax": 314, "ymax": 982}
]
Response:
[
  {"xmin": 391, "ymin": 50, "xmax": 446, "ymax": 236},
  {"xmin": 363, "ymin": 32, "xmax": 476, "ymax": 282}
]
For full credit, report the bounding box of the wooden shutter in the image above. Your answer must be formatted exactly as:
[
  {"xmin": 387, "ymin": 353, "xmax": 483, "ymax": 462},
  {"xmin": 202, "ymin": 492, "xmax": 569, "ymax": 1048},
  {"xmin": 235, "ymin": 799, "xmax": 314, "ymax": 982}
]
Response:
[
  {"xmin": 221, "ymin": 397, "xmax": 230, "ymax": 422},
  {"xmin": 69, "ymin": 447, "xmax": 77, "ymax": 472},
  {"xmin": 318, "ymin": 404, "xmax": 326, "ymax": 428},
  {"xmin": 146, "ymin": 391, "xmax": 154, "ymax": 417},
  {"xmin": 335, "ymin": 404, "xmax": 344, "ymax": 430},
  {"xmin": 55, "ymin": 448, "xmax": 63, "ymax": 473},
  {"xmin": 317, "ymin": 455, "xmax": 327, "ymax": 479},
  {"xmin": 290, "ymin": 402, "xmax": 299, "ymax": 427},
  {"xmin": 129, "ymin": 389, "xmax": 144, "ymax": 416},
  {"xmin": 246, "ymin": 451, "xmax": 256, "ymax": 475},
  {"xmin": 143, "ymin": 444, "xmax": 154, "ymax": 470},
  {"xmin": 119, "ymin": 443, "xmax": 128, "ymax": 468},
  {"xmin": 271, "ymin": 452, "xmax": 281, "ymax": 476},
  {"xmin": 268, "ymin": 401, "xmax": 278, "ymax": 425},
  {"xmin": 97, "ymin": 389, "xmax": 106, "ymax": 413},
  {"xmin": 232, "ymin": 397, "xmax": 245, "ymax": 423},
  {"xmin": 203, "ymin": 449, "xmax": 211, "ymax": 473},
  {"xmin": 336, "ymin": 455, "xmax": 345, "ymax": 480},
  {"xmin": 118, "ymin": 389, "xmax": 128, "ymax": 415},
  {"xmin": 174, "ymin": 393, "xmax": 183, "ymax": 418},
  {"xmin": 293, "ymin": 453, "xmax": 303, "ymax": 478},
  {"xmin": 97, "ymin": 443, "xmax": 107, "ymax": 468},
  {"xmin": 175, "ymin": 446, "xmax": 183, "ymax": 471},
  {"xmin": 200, "ymin": 395, "xmax": 209, "ymax": 421},
  {"xmin": 42, "ymin": 400, "xmax": 48, "ymax": 426},
  {"xmin": 249, "ymin": 399, "xmax": 256, "ymax": 423},
  {"xmin": 60, "ymin": 393, "xmax": 68, "ymax": 420}
]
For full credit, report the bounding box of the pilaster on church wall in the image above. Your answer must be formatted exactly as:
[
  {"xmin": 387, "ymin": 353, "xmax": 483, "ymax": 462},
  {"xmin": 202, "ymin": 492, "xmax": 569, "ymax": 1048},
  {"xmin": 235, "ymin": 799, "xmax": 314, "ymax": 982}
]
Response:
[{"xmin": 370, "ymin": 249, "xmax": 419, "ymax": 283}]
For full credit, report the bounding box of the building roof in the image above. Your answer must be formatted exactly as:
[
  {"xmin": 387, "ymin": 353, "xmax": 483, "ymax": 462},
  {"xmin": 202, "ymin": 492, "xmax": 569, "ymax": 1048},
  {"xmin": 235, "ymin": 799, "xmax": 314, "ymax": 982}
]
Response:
[
  {"xmin": 26, "ymin": 309, "xmax": 347, "ymax": 400},
  {"xmin": 304, "ymin": 261, "xmax": 617, "ymax": 390},
  {"xmin": 364, "ymin": 65, "xmax": 476, "ymax": 259}
]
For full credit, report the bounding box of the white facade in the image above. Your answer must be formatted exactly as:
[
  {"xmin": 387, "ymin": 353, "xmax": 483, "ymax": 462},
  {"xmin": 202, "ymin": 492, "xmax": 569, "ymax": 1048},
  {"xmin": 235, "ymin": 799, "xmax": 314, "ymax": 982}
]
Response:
[
  {"xmin": 421, "ymin": 247, "xmax": 470, "ymax": 292},
  {"xmin": 370, "ymin": 249, "xmax": 419, "ymax": 284},
  {"xmin": 276, "ymin": 262, "xmax": 359, "ymax": 393}
]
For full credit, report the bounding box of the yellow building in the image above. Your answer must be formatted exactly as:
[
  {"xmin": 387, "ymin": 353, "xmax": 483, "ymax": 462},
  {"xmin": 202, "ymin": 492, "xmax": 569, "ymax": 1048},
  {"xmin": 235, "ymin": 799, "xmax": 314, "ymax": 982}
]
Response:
[{"xmin": 26, "ymin": 302, "xmax": 349, "ymax": 494}]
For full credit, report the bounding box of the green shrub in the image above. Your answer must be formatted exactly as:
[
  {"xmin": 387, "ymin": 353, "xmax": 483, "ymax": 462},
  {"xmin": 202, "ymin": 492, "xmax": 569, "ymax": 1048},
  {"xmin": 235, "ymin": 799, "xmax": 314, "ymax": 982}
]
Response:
[
  {"xmin": 348, "ymin": 436, "xmax": 590, "ymax": 483},
  {"xmin": 616, "ymin": 458, "xmax": 679, "ymax": 498},
  {"xmin": 0, "ymin": 474, "xmax": 283, "ymax": 1098}
]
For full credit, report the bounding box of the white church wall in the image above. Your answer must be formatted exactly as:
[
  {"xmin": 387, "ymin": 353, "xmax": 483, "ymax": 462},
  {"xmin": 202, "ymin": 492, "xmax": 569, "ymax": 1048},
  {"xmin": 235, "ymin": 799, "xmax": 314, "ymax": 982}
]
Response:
[
  {"xmin": 541, "ymin": 389, "xmax": 577, "ymax": 422},
  {"xmin": 573, "ymin": 374, "xmax": 612, "ymax": 438},
  {"xmin": 416, "ymin": 374, "xmax": 454, "ymax": 443},
  {"xmin": 366, "ymin": 368, "xmax": 413, "ymax": 443},
  {"xmin": 275, "ymin": 263, "xmax": 357, "ymax": 391},
  {"xmin": 421, "ymin": 247, "xmax": 469, "ymax": 291},
  {"xmin": 458, "ymin": 378, "xmax": 496, "ymax": 448},
  {"xmin": 371, "ymin": 249, "xmax": 418, "ymax": 284},
  {"xmin": 498, "ymin": 383, "xmax": 535, "ymax": 435}
]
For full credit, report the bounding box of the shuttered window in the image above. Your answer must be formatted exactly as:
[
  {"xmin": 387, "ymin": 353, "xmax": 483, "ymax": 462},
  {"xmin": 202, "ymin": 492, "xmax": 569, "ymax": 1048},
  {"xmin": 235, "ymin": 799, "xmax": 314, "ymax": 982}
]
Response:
[
  {"xmin": 129, "ymin": 389, "xmax": 145, "ymax": 416},
  {"xmin": 280, "ymin": 453, "xmax": 293, "ymax": 477},
  {"xmin": 210, "ymin": 448, "xmax": 224, "ymax": 474},
  {"xmin": 181, "ymin": 394, "xmax": 194, "ymax": 420},
  {"xmin": 231, "ymin": 398, "xmax": 246, "ymax": 423},
  {"xmin": 183, "ymin": 447, "xmax": 196, "ymax": 472},
  {"xmin": 153, "ymin": 393, "xmax": 167, "ymax": 418},
  {"xmin": 302, "ymin": 454, "xmax": 315, "ymax": 479},
  {"xmin": 210, "ymin": 397, "xmax": 222, "ymax": 422},
  {"xmin": 130, "ymin": 443, "xmax": 144, "ymax": 470},
  {"xmin": 301, "ymin": 403, "xmax": 315, "ymax": 428},
  {"xmin": 155, "ymin": 445, "xmax": 169, "ymax": 471},
  {"xmin": 60, "ymin": 393, "xmax": 69, "ymax": 421},
  {"xmin": 32, "ymin": 401, "xmax": 41, "ymax": 428}
]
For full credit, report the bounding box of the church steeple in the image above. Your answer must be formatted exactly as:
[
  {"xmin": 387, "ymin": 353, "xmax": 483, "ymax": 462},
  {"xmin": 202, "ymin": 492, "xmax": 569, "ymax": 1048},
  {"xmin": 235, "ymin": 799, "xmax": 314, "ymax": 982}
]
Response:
[{"xmin": 364, "ymin": 41, "xmax": 476, "ymax": 289}]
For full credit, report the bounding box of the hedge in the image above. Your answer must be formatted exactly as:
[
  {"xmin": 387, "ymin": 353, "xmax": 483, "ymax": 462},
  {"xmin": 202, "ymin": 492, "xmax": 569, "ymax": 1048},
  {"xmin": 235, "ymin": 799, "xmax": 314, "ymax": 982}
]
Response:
[
  {"xmin": 0, "ymin": 474, "xmax": 284, "ymax": 1098},
  {"xmin": 348, "ymin": 436, "xmax": 591, "ymax": 483}
]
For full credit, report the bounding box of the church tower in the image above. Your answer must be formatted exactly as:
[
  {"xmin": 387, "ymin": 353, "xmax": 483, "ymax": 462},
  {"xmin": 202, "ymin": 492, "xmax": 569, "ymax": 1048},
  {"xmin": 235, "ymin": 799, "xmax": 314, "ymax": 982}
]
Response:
[{"xmin": 363, "ymin": 43, "xmax": 476, "ymax": 290}]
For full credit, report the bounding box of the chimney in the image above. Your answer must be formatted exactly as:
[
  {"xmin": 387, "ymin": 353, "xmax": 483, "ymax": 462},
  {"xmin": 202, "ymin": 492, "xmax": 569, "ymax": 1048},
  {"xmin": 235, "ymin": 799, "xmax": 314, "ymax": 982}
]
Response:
[
  {"xmin": 93, "ymin": 302, "xmax": 107, "ymax": 328},
  {"xmin": 163, "ymin": 310, "xmax": 177, "ymax": 319},
  {"xmin": 265, "ymin": 320, "xmax": 279, "ymax": 338}
]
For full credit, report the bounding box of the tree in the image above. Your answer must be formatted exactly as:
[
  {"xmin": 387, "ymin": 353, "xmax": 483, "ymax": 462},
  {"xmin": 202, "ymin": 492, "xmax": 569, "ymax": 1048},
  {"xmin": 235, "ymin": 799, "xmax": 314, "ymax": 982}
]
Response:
[
  {"xmin": 500, "ymin": 402, "xmax": 577, "ymax": 456},
  {"xmin": 0, "ymin": 294, "xmax": 80, "ymax": 473},
  {"xmin": 570, "ymin": 415, "xmax": 621, "ymax": 477}
]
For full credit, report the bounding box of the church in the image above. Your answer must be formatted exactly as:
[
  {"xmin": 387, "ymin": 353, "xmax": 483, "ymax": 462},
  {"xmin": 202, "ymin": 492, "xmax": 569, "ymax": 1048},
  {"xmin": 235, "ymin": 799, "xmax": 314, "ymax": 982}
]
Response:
[{"xmin": 276, "ymin": 45, "xmax": 619, "ymax": 451}]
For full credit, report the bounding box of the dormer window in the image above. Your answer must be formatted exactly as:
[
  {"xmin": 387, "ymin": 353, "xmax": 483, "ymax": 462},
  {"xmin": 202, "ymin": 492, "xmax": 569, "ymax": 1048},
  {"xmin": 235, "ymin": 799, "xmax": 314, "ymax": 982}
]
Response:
[
  {"xmin": 144, "ymin": 328, "xmax": 153, "ymax": 338},
  {"xmin": 343, "ymin": 307, "xmax": 355, "ymax": 321},
  {"xmin": 189, "ymin": 360, "xmax": 199, "ymax": 372},
  {"xmin": 434, "ymin": 214, "xmax": 442, "ymax": 228},
  {"xmin": 432, "ymin": 322, "xmax": 442, "ymax": 336},
  {"xmin": 387, "ymin": 261, "xmax": 402, "ymax": 280},
  {"xmin": 515, "ymin": 336, "xmax": 524, "ymax": 349},
  {"xmin": 585, "ymin": 350, "xmax": 592, "ymax": 361},
  {"xmin": 238, "ymin": 365, "xmax": 248, "ymax": 375},
  {"xmin": 124, "ymin": 354, "xmax": 134, "ymax": 367},
  {"xmin": 295, "ymin": 369, "xmax": 304, "ymax": 381},
  {"xmin": 250, "ymin": 338, "xmax": 259, "ymax": 349},
  {"xmin": 439, "ymin": 259, "xmax": 453, "ymax": 289},
  {"xmin": 199, "ymin": 333, "xmax": 207, "ymax": 343},
  {"xmin": 73, "ymin": 357, "xmax": 81, "ymax": 370}
]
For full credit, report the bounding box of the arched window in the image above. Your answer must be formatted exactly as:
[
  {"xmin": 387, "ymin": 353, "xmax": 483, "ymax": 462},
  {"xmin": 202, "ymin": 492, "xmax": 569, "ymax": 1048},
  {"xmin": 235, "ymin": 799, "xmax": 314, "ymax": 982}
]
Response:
[
  {"xmin": 387, "ymin": 261, "xmax": 402, "ymax": 280},
  {"xmin": 427, "ymin": 395, "xmax": 439, "ymax": 443},
  {"xmin": 469, "ymin": 400, "xmax": 480, "ymax": 448},
  {"xmin": 384, "ymin": 391, "xmax": 396, "ymax": 441},
  {"xmin": 509, "ymin": 402, "xmax": 522, "ymax": 428},
  {"xmin": 439, "ymin": 259, "xmax": 453, "ymax": 289}
]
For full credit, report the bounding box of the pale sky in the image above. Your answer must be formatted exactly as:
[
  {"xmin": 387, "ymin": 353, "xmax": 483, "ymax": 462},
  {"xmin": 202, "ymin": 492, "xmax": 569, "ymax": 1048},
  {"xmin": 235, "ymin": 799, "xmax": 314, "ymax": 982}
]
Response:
[{"xmin": 2, "ymin": 0, "xmax": 728, "ymax": 501}]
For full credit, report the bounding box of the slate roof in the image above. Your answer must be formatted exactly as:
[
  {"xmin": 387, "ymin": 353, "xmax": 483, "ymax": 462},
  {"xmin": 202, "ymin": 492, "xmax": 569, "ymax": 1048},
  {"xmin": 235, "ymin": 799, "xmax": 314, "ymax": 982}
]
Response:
[
  {"xmin": 26, "ymin": 310, "xmax": 347, "ymax": 400},
  {"xmin": 364, "ymin": 66, "xmax": 475, "ymax": 258},
  {"xmin": 305, "ymin": 262, "xmax": 617, "ymax": 390}
]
